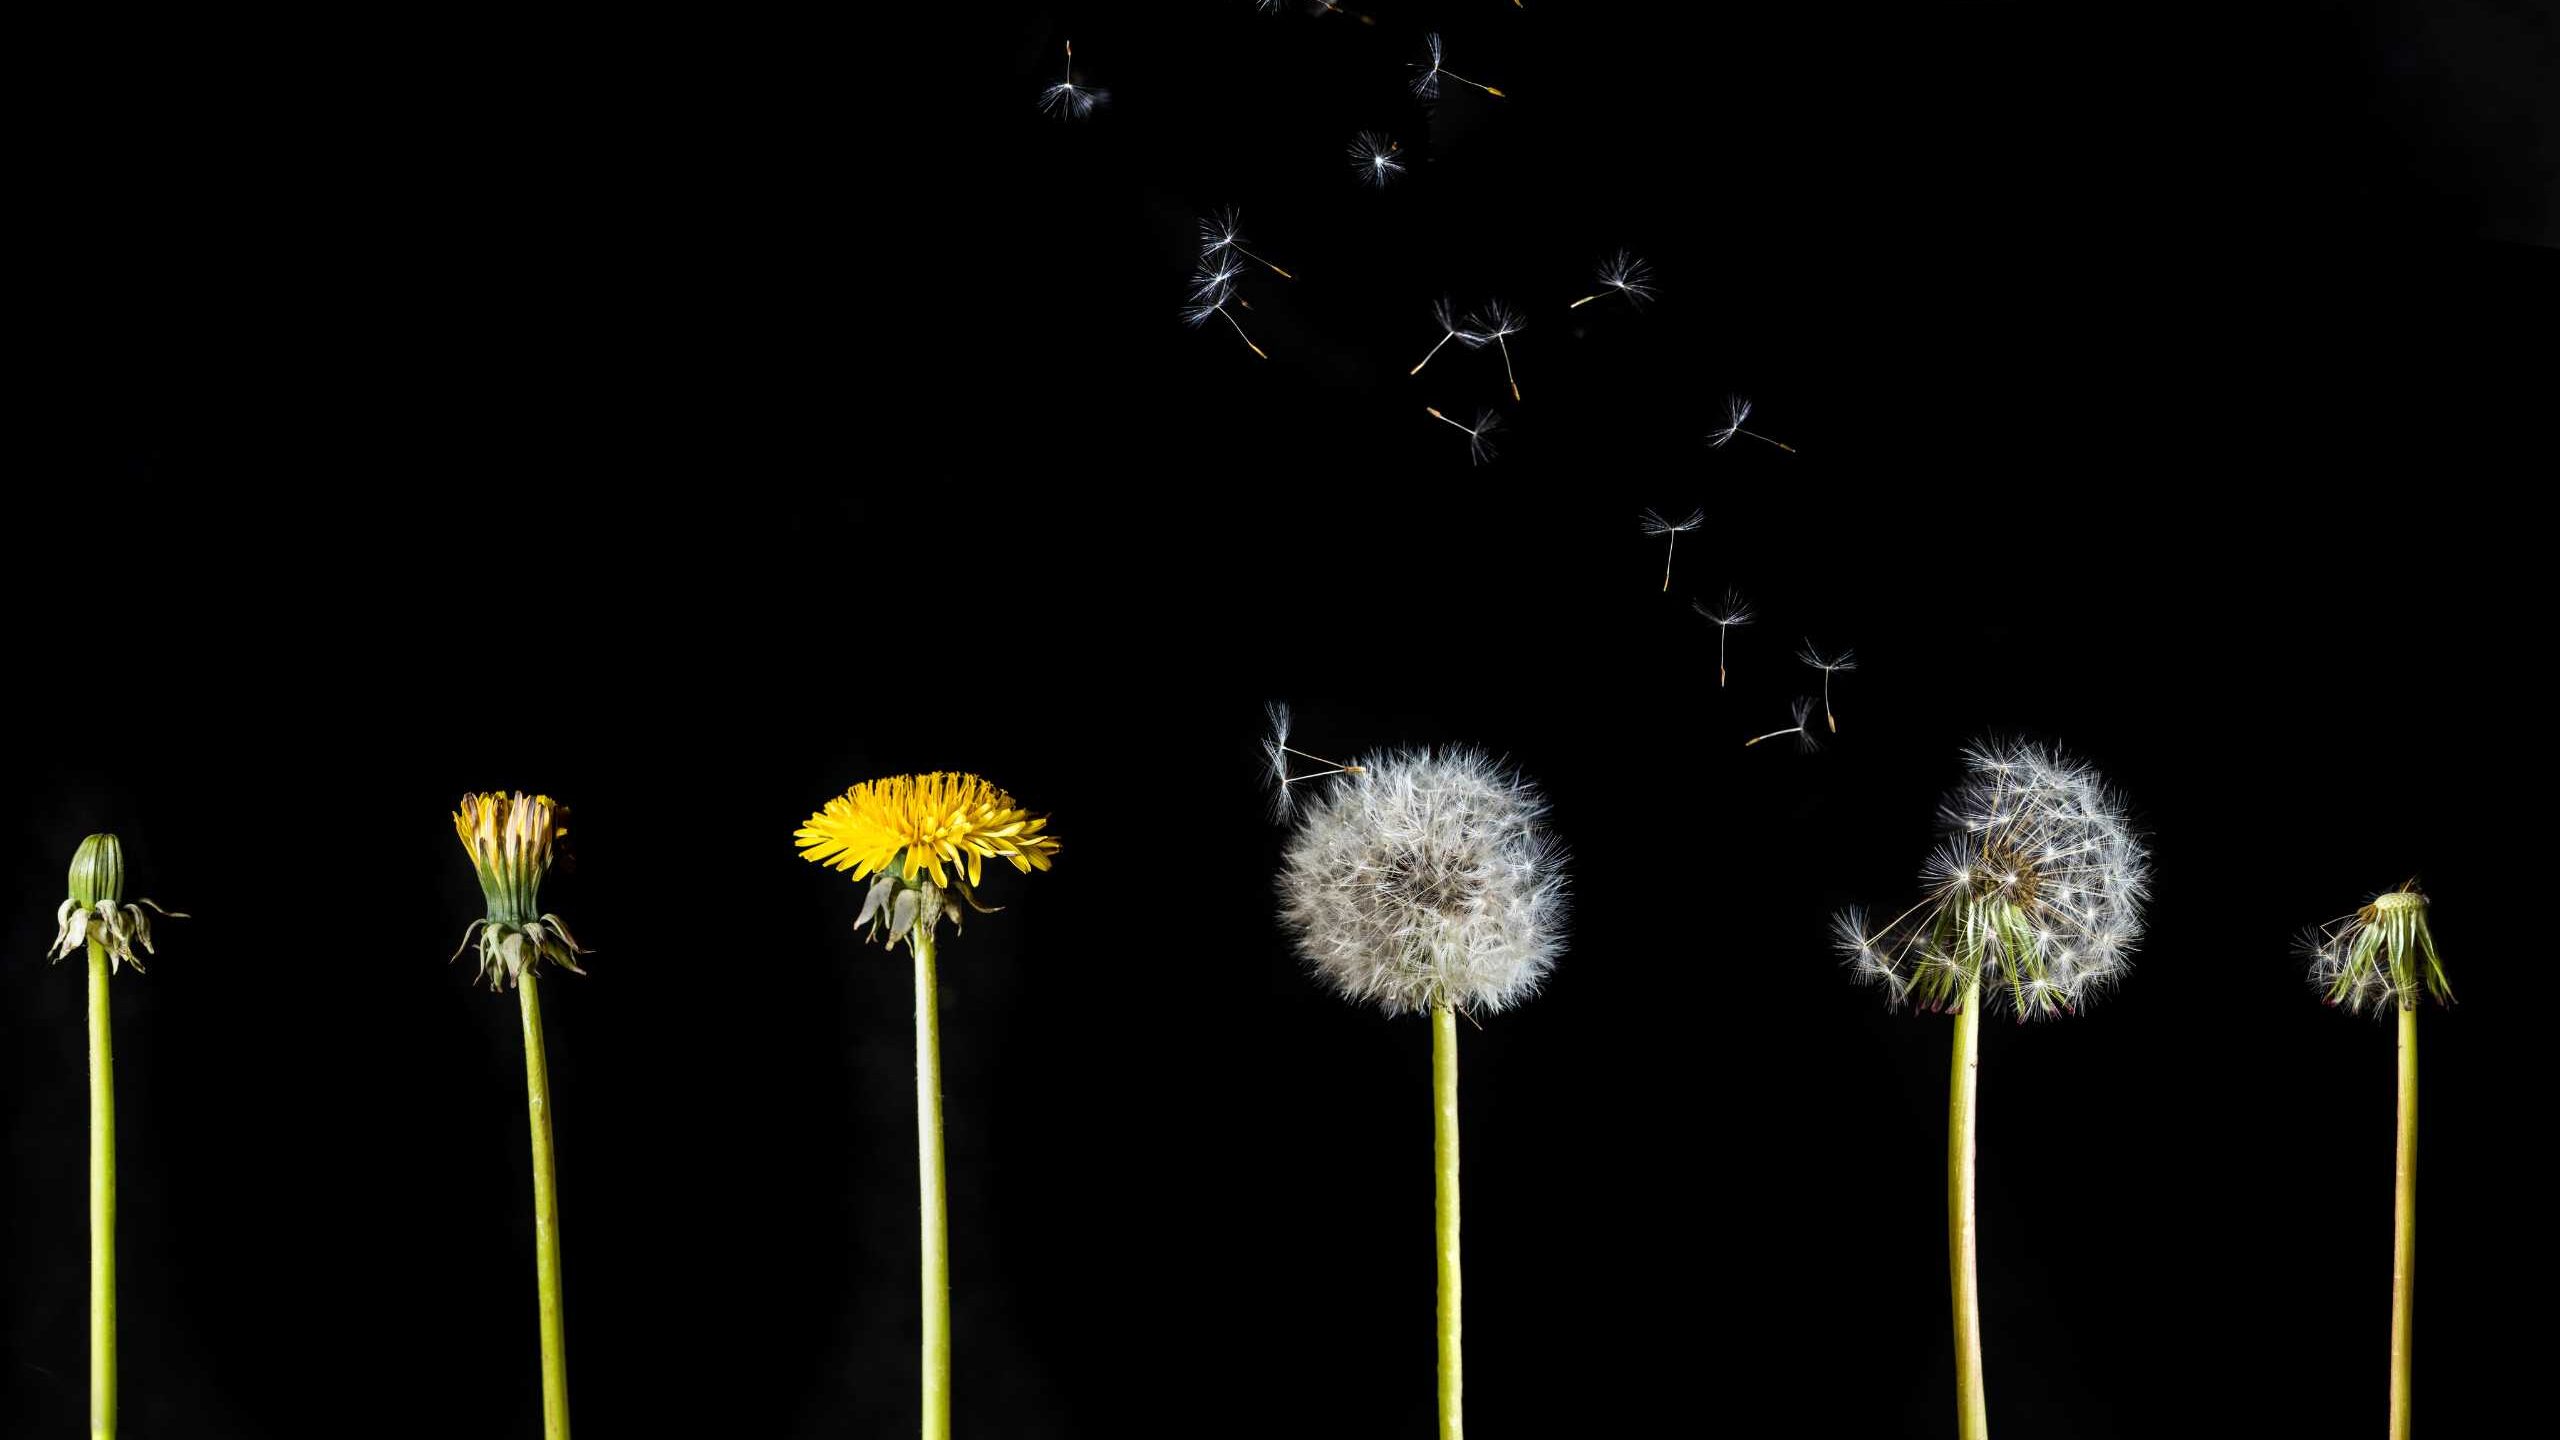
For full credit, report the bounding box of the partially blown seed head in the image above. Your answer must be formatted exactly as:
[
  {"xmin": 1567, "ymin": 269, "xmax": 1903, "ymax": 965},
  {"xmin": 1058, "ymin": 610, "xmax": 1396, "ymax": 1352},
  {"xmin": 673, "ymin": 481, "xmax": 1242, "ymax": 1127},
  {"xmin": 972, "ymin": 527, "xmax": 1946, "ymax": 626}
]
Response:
[
  {"xmin": 1278, "ymin": 748, "xmax": 1569, "ymax": 1016},
  {"xmin": 1834, "ymin": 740, "xmax": 2149, "ymax": 1017},
  {"xmin": 2300, "ymin": 883, "xmax": 2452, "ymax": 1014}
]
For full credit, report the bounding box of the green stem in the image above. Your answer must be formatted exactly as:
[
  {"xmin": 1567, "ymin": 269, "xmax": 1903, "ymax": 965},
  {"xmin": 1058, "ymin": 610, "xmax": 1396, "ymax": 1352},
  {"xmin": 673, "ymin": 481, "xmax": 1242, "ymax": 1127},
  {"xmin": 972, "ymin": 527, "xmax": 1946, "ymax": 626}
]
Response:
[
  {"xmin": 914, "ymin": 926, "xmax": 951, "ymax": 1440},
  {"xmin": 2389, "ymin": 1003, "xmax": 2417, "ymax": 1440},
  {"xmin": 88, "ymin": 939, "xmax": 117, "ymax": 1440},
  {"xmin": 1949, "ymin": 982, "xmax": 1989, "ymax": 1440},
  {"xmin": 520, "ymin": 973, "xmax": 571, "ymax": 1440},
  {"xmin": 1432, "ymin": 1003, "xmax": 1462, "ymax": 1440}
]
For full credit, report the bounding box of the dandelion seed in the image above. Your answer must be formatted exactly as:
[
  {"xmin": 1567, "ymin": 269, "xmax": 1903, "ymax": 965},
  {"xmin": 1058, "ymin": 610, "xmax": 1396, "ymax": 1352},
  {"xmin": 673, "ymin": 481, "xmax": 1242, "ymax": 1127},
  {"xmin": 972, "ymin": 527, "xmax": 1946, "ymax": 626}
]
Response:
[
  {"xmin": 1412, "ymin": 32, "xmax": 1506, "ymax": 101},
  {"xmin": 1409, "ymin": 298, "xmax": 1482, "ymax": 376},
  {"xmin": 1467, "ymin": 299, "xmax": 1524, "ymax": 400},
  {"xmin": 1706, "ymin": 393, "xmax": 1796, "ymax": 454},
  {"xmin": 1638, "ymin": 506, "xmax": 1704, "ymax": 592},
  {"xmin": 1037, "ymin": 40, "xmax": 1108, "ymax": 120},
  {"xmin": 1350, "ymin": 131, "xmax": 1405, "ymax": 187},
  {"xmin": 1200, "ymin": 205, "xmax": 1294, "ymax": 281},
  {"xmin": 1798, "ymin": 642, "xmax": 1855, "ymax": 732},
  {"xmin": 1691, "ymin": 586, "xmax": 1754, "ymax": 685},
  {"xmin": 1744, "ymin": 697, "xmax": 1821, "ymax": 753},
  {"xmin": 1184, "ymin": 264, "xmax": 1268, "ymax": 360},
  {"xmin": 1261, "ymin": 701, "xmax": 1370, "ymax": 821},
  {"xmin": 1570, "ymin": 250, "xmax": 1656, "ymax": 310},
  {"xmin": 1425, "ymin": 406, "xmax": 1501, "ymax": 466}
]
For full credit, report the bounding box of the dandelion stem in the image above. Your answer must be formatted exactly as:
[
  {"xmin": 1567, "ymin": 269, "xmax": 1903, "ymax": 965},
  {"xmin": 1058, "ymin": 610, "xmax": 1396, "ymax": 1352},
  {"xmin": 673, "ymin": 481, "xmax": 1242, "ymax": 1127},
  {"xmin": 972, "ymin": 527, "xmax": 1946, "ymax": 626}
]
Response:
[
  {"xmin": 89, "ymin": 938, "xmax": 117, "ymax": 1440},
  {"xmin": 1949, "ymin": 981, "xmax": 1989, "ymax": 1440},
  {"xmin": 520, "ymin": 972, "xmax": 572, "ymax": 1440},
  {"xmin": 1432, "ymin": 1003, "xmax": 1463, "ymax": 1440},
  {"xmin": 915, "ymin": 924, "xmax": 953, "ymax": 1440},
  {"xmin": 2389, "ymin": 1002, "xmax": 2417, "ymax": 1440}
]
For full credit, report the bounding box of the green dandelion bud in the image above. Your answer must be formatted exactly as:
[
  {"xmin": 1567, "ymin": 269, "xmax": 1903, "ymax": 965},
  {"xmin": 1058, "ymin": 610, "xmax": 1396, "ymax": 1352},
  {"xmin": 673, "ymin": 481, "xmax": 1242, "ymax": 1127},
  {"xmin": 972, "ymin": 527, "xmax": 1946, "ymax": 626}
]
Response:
[{"xmin": 50, "ymin": 834, "xmax": 186, "ymax": 976}]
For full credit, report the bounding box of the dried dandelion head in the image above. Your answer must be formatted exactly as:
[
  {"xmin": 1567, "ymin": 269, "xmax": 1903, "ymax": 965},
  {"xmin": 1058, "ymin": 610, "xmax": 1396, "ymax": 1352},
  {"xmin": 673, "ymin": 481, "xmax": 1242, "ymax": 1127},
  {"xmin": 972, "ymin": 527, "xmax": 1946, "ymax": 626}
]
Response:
[
  {"xmin": 49, "ymin": 833, "xmax": 185, "ymax": 975},
  {"xmin": 1278, "ymin": 749, "xmax": 1568, "ymax": 1016},
  {"xmin": 450, "ymin": 792, "xmax": 585, "ymax": 991},
  {"xmin": 1834, "ymin": 740, "xmax": 2149, "ymax": 1018},
  {"xmin": 796, "ymin": 772, "xmax": 1059, "ymax": 954},
  {"xmin": 2302, "ymin": 883, "xmax": 2451, "ymax": 1015}
]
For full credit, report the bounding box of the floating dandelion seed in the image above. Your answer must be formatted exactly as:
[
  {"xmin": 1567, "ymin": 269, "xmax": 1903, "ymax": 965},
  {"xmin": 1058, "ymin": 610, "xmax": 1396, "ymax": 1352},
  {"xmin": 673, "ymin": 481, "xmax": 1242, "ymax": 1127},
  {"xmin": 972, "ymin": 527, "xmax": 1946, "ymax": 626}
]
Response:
[
  {"xmin": 1261, "ymin": 702, "xmax": 1369, "ymax": 821},
  {"xmin": 1638, "ymin": 506, "xmax": 1704, "ymax": 592},
  {"xmin": 1425, "ymin": 406, "xmax": 1501, "ymax": 465},
  {"xmin": 1305, "ymin": 0, "xmax": 1378, "ymax": 22},
  {"xmin": 1692, "ymin": 586, "xmax": 1754, "ymax": 685},
  {"xmin": 1798, "ymin": 642, "xmax": 1855, "ymax": 732},
  {"xmin": 1350, "ymin": 131, "xmax": 1405, "ymax": 187},
  {"xmin": 1184, "ymin": 264, "xmax": 1268, "ymax": 360},
  {"xmin": 1467, "ymin": 299, "xmax": 1524, "ymax": 400},
  {"xmin": 1743, "ymin": 697, "xmax": 1821, "ymax": 753},
  {"xmin": 1412, "ymin": 32, "xmax": 1506, "ymax": 101},
  {"xmin": 1570, "ymin": 250, "xmax": 1656, "ymax": 310},
  {"xmin": 1409, "ymin": 298, "xmax": 1481, "ymax": 376},
  {"xmin": 1201, "ymin": 205, "xmax": 1294, "ymax": 281},
  {"xmin": 1037, "ymin": 40, "xmax": 1108, "ymax": 120},
  {"xmin": 1706, "ymin": 394, "xmax": 1796, "ymax": 454}
]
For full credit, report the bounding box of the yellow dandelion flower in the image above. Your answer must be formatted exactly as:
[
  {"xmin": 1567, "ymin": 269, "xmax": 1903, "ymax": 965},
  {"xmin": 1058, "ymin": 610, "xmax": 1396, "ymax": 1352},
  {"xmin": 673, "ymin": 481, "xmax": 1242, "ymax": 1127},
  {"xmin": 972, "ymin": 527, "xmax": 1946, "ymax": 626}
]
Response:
[
  {"xmin": 450, "ymin": 791, "xmax": 585, "ymax": 990},
  {"xmin": 795, "ymin": 772, "xmax": 1059, "ymax": 891}
]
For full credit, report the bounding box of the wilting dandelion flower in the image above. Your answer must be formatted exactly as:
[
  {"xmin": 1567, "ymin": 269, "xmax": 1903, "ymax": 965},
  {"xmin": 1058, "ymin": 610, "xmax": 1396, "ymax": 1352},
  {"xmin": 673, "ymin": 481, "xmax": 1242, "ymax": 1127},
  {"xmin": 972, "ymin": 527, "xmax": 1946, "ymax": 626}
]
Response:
[
  {"xmin": 1830, "ymin": 740, "xmax": 2148, "ymax": 1440},
  {"xmin": 1468, "ymin": 299, "xmax": 1524, "ymax": 400},
  {"xmin": 1411, "ymin": 32, "xmax": 1506, "ymax": 101},
  {"xmin": 1706, "ymin": 393, "xmax": 1796, "ymax": 454},
  {"xmin": 1570, "ymin": 250, "xmax": 1655, "ymax": 310},
  {"xmin": 1261, "ymin": 702, "xmax": 1367, "ymax": 820},
  {"xmin": 1184, "ymin": 263, "xmax": 1269, "ymax": 360},
  {"xmin": 1692, "ymin": 587, "xmax": 1754, "ymax": 686},
  {"xmin": 1798, "ymin": 642, "xmax": 1855, "ymax": 732},
  {"xmin": 446, "ymin": 792, "xmax": 584, "ymax": 1440},
  {"xmin": 1276, "ymin": 745, "xmax": 1569, "ymax": 1439},
  {"xmin": 1037, "ymin": 40, "xmax": 1107, "ymax": 120},
  {"xmin": 49, "ymin": 833, "xmax": 184, "ymax": 1440},
  {"xmin": 1410, "ymin": 298, "xmax": 1481, "ymax": 376},
  {"xmin": 2299, "ymin": 882, "xmax": 2451, "ymax": 1440},
  {"xmin": 1350, "ymin": 131, "xmax": 1405, "ymax": 187},
  {"xmin": 1425, "ymin": 405, "xmax": 1501, "ymax": 465},
  {"xmin": 795, "ymin": 773, "xmax": 1056, "ymax": 1440},
  {"xmin": 1639, "ymin": 506, "xmax": 1704, "ymax": 592},
  {"xmin": 1744, "ymin": 697, "xmax": 1821, "ymax": 753},
  {"xmin": 1201, "ymin": 205, "xmax": 1294, "ymax": 280}
]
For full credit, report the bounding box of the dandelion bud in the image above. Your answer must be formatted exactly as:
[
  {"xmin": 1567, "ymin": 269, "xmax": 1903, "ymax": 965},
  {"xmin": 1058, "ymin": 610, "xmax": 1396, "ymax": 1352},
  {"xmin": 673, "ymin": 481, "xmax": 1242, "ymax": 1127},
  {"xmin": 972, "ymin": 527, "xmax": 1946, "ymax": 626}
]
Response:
[{"xmin": 51, "ymin": 832, "xmax": 184, "ymax": 975}]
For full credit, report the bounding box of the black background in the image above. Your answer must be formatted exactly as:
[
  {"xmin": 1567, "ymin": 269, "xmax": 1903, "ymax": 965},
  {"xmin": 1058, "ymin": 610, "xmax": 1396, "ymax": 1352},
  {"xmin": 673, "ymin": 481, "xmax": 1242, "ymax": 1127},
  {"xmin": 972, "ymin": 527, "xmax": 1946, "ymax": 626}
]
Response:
[{"xmin": 19, "ymin": 0, "xmax": 2557, "ymax": 1436}]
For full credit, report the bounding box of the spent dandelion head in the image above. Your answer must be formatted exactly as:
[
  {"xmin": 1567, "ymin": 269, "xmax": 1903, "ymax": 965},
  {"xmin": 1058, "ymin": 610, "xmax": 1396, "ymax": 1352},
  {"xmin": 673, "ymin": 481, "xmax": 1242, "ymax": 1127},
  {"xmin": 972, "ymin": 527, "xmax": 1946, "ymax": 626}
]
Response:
[
  {"xmin": 49, "ymin": 833, "xmax": 185, "ymax": 975},
  {"xmin": 1351, "ymin": 131, "xmax": 1405, "ymax": 187},
  {"xmin": 796, "ymin": 772, "xmax": 1059, "ymax": 954},
  {"xmin": 448, "ymin": 792, "xmax": 585, "ymax": 991},
  {"xmin": 2302, "ymin": 882, "xmax": 2452, "ymax": 1015},
  {"xmin": 1835, "ymin": 740, "xmax": 2150, "ymax": 1018},
  {"xmin": 1278, "ymin": 748, "xmax": 1569, "ymax": 1017}
]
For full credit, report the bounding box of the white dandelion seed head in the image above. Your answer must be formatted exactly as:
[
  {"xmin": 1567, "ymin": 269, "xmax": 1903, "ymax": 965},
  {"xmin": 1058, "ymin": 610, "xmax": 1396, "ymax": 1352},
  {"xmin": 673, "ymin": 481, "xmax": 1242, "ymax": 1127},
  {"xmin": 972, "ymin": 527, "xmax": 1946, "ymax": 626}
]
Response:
[
  {"xmin": 1837, "ymin": 739, "xmax": 2149, "ymax": 1018},
  {"xmin": 1278, "ymin": 748, "xmax": 1569, "ymax": 1017},
  {"xmin": 1350, "ymin": 131, "xmax": 1405, "ymax": 186},
  {"xmin": 1640, "ymin": 506, "xmax": 1705, "ymax": 536},
  {"xmin": 1597, "ymin": 249, "xmax": 1657, "ymax": 303}
]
